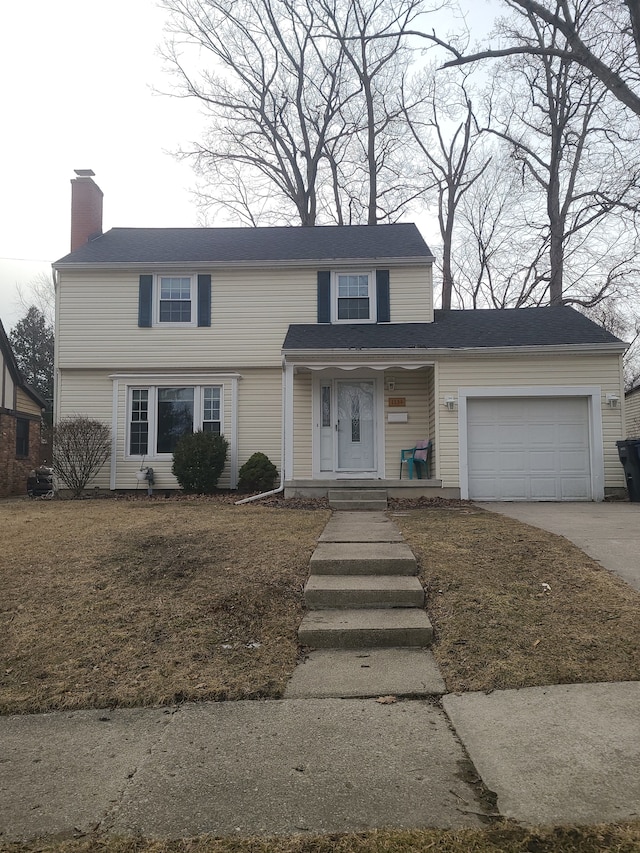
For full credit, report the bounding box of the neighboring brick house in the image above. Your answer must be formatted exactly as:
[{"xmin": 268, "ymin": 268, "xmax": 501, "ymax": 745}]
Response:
[
  {"xmin": 0, "ymin": 319, "xmax": 46, "ymax": 497},
  {"xmin": 53, "ymin": 172, "xmax": 629, "ymax": 501},
  {"xmin": 625, "ymin": 384, "xmax": 640, "ymax": 438}
]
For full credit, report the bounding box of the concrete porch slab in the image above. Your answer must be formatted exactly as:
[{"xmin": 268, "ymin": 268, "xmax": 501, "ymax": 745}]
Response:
[{"xmin": 284, "ymin": 648, "xmax": 446, "ymax": 698}]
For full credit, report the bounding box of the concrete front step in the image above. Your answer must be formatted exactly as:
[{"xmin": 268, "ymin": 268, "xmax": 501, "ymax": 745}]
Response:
[
  {"xmin": 328, "ymin": 489, "xmax": 387, "ymax": 511},
  {"xmin": 305, "ymin": 575, "xmax": 425, "ymax": 609},
  {"xmin": 310, "ymin": 542, "xmax": 417, "ymax": 575},
  {"xmin": 330, "ymin": 499, "xmax": 388, "ymax": 511},
  {"xmin": 298, "ymin": 608, "xmax": 433, "ymax": 649}
]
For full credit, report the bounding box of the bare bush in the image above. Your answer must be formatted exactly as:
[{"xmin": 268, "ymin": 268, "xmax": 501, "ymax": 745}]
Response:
[{"xmin": 52, "ymin": 416, "xmax": 111, "ymax": 497}]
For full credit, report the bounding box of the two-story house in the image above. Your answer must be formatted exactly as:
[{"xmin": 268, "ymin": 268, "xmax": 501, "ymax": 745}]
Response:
[{"xmin": 53, "ymin": 171, "xmax": 627, "ymax": 501}]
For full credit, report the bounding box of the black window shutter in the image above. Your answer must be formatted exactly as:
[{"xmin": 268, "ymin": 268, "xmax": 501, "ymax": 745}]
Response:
[
  {"xmin": 376, "ymin": 269, "xmax": 390, "ymax": 322},
  {"xmin": 197, "ymin": 274, "xmax": 211, "ymax": 327},
  {"xmin": 317, "ymin": 271, "xmax": 331, "ymax": 323},
  {"xmin": 138, "ymin": 275, "xmax": 153, "ymax": 327}
]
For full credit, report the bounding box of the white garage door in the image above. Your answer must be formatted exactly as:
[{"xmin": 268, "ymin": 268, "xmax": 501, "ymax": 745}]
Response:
[{"xmin": 467, "ymin": 397, "xmax": 592, "ymax": 501}]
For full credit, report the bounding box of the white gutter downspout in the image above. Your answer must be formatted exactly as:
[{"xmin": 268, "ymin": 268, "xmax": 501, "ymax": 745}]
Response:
[{"xmin": 235, "ymin": 356, "xmax": 290, "ymax": 504}]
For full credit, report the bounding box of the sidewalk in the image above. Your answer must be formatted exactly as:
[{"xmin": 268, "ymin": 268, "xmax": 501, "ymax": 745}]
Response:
[{"xmin": 1, "ymin": 511, "xmax": 639, "ymax": 842}]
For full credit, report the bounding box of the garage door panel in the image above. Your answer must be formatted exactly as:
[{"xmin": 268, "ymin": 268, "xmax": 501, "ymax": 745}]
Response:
[
  {"xmin": 467, "ymin": 397, "xmax": 591, "ymax": 501},
  {"xmin": 529, "ymin": 477, "xmax": 559, "ymax": 500},
  {"xmin": 528, "ymin": 451, "xmax": 557, "ymax": 473}
]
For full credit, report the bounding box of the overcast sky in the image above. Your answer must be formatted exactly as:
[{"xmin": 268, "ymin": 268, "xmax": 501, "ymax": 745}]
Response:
[{"xmin": 0, "ymin": 0, "xmax": 498, "ymax": 330}]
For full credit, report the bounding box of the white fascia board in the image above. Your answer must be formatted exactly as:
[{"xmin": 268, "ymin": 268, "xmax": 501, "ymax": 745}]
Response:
[{"xmin": 53, "ymin": 256, "xmax": 434, "ymax": 272}]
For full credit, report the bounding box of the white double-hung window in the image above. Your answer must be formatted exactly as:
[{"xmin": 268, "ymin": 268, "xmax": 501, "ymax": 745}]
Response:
[
  {"xmin": 157, "ymin": 276, "xmax": 195, "ymax": 325},
  {"xmin": 334, "ymin": 272, "xmax": 375, "ymax": 322},
  {"xmin": 127, "ymin": 385, "xmax": 223, "ymax": 457}
]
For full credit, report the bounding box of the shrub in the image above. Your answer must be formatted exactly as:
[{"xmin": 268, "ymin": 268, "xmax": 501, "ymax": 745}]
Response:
[
  {"xmin": 52, "ymin": 416, "xmax": 111, "ymax": 497},
  {"xmin": 237, "ymin": 452, "xmax": 278, "ymax": 493},
  {"xmin": 171, "ymin": 431, "xmax": 228, "ymax": 493}
]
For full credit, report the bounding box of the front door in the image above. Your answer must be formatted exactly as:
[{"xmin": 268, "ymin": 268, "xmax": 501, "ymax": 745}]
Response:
[{"xmin": 336, "ymin": 380, "xmax": 375, "ymax": 471}]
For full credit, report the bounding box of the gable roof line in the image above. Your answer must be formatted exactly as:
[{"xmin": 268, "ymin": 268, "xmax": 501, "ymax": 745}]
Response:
[{"xmin": 0, "ymin": 319, "xmax": 47, "ymax": 409}]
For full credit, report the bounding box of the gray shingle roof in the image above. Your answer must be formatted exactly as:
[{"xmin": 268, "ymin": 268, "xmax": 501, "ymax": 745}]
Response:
[
  {"xmin": 282, "ymin": 307, "xmax": 624, "ymax": 350},
  {"xmin": 54, "ymin": 223, "xmax": 432, "ymax": 265}
]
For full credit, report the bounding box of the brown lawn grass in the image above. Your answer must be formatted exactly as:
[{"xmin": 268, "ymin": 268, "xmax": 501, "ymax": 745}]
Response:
[
  {"xmin": 393, "ymin": 505, "xmax": 640, "ymax": 693},
  {"xmin": 0, "ymin": 497, "xmax": 329, "ymax": 714},
  {"xmin": 2, "ymin": 822, "xmax": 640, "ymax": 852},
  {"xmin": 2, "ymin": 498, "xmax": 640, "ymax": 715}
]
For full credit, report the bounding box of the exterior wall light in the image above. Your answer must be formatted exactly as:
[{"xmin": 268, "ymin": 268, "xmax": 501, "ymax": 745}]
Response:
[
  {"xmin": 444, "ymin": 396, "xmax": 457, "ymax": 410},
  {"xmin": 606, "ymin": 394, "xmax": 620, "ymax": 408}
]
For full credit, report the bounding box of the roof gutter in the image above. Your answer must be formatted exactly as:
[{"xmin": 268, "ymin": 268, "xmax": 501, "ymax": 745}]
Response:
[
  {"xmin": 282, "ymin": 342, "xmax": 628, "ymax": 361},
  {"xmin": 53, "ymin": 255, "xmax": 435, "ymax": 272}
]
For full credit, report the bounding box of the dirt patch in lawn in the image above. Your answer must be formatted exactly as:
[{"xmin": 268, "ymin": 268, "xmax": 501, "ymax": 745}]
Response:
[
  {"xmin": 3, "ymin": 822, "xmax": 640, "ymax": 853},
  {"xmin": 0, "ymin": 498, "xmax": 329, "ymax": 714},
  {"xmin": 393, "ymin": 505, "xmax": 640, "ymax": 693}
]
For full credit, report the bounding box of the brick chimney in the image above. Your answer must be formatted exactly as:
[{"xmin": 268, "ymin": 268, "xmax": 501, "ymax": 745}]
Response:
[{"xmin": 70, "ymin": 169, "xmax": 103, "ymax": 252}]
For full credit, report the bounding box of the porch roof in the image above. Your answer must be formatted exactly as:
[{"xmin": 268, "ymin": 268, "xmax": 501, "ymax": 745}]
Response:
[{"xmin": 283, "ymin": 307, "xmax": 625, "ymax": 352}]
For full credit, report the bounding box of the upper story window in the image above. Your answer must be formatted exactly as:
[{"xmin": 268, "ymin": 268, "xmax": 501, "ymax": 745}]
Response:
[
  {"xmin": 138, "ymin": 274, "xmax": 211, "ymax": 328},
  {"xmin": 334, "ymin": 271, "xmax": 376, "ymax": 323},
  {"xmin": 156, "ymin": 276, "xmax": 195, "ymax": 326}
]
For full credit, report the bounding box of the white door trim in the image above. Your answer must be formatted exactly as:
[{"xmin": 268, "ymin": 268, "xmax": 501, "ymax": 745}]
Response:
[
  {"xmin": 312, "ymin": 371, "xmax": 385, "ymax": 478},
  {"xmin": 458, "ymin": 386, "xmax": 604, "ymax": 501}
]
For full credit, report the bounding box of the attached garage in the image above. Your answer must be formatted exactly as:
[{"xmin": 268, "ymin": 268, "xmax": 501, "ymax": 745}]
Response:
[{"xmin": 465, "ymin": 396, "xmax": 592, "ymax": 501}]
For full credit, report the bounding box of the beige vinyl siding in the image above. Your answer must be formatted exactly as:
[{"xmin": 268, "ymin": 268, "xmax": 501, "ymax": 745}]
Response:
[
  {"xmin": 16, "ymin": 388, "xmax": 42, "ymax": 417},
  {"xmin": 56, "ymin": 367, "xmax": 285, "ymax": 491},
  {"xmin": 383, "ymin": 368, "xmax": 431, "ymax": 477},
  {"xmin": 236, "ymin": 368, "xmax": 282, "ymax": 476},
  {"xmin": 56, "ymin": 264, "xmax": 434, "ymax": 370},
  {"xmin": 57, "ymin": 369, "xmax": 113, "ymax": 489},
  {"xmin": 436, "ymin": 353, "xmax": 626, "ymax": 491},
  {"xmin": 625, "ymin": 389, "xmax": 640, "ymax": 437},
  {"xmin": 293, "ymin": 372, "xmax": 313, "ymax": 479},
  {"xmin": 2, "ymin": 359, "xmax": 15, "ymax": 410},
  {"xmin": 388, "ymin": 265, "xmax": 433, "ymax": 321}
]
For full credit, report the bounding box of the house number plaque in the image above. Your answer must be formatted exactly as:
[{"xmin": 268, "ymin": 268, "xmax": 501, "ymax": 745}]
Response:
[{"xmin": 388, "ymin": 397, "xmax": 406, "ymax": 407}]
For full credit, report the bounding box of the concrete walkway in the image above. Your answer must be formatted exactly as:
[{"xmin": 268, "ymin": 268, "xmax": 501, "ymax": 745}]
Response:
[
  {"xmin": 1, "ymin": 508, "xmax": 640, "ymax": 842},
  {"xmin": 476, "ymin": 501, "xmax": 640, "ymax": 592}
]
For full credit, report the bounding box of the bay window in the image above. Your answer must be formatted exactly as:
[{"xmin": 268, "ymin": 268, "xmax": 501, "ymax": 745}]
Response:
[{"xmin": 127, "ymin": 385, "xmax": 223, "ymax": 457}]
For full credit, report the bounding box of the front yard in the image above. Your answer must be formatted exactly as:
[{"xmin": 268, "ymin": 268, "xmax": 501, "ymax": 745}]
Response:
[
  {"xmin": 2, "ymin": 497, "xmax": 640, "ymax": 716},
  {"xmin": 1, "ymin": 498, "xmax": 329, "ymax": 714}
]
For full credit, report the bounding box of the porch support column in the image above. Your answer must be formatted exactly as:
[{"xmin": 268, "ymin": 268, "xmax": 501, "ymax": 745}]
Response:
[
  {"xmin": 110, "ymin": 378, "xmax": 118, "ymax": 491},
  {"xmin": 230, "ymin": 376, "xmax": 239, "ymax": 488},
  {"xmin": 284, "ymin": 360, "xmax": 295, "ymax": 481}
]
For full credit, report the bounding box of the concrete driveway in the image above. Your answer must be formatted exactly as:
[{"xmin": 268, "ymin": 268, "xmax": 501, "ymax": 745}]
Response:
[{"xmin": 476, "ymin": 502, "xmax": 640, "ymax": 592}]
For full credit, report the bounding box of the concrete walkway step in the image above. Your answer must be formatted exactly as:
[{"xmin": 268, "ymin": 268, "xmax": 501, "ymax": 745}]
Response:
[
  {"xmin": 298, "ymin": 608, "xmax": 433, "ymax": 649},
  {"xmin": 304, "ymin": 575, "xmax": 424, "ymax": 609},
  {"xmin": 328, "ymin": 489, "xmax": 387, "ymax": 511},
  {"xmin": 310, "ymin": 542, "xmax": 417, "ymax": 575},
  {"xmin": 284, "ymin": 648, "xmax": 446, "ymax": 698}
]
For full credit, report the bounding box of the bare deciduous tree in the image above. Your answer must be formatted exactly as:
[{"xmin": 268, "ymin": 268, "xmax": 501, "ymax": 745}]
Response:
[
  {"xmin": 403, "ymin": 70, "xmax": 491, "ymax": 308},
  {"xmin": 443, "ymin": 1, "xmax": 640, "ymax": 118},
  {"xmin": 477, "ymin": 8, "xmax": 640, "ymax": 307},
  {"xmin": 161, "ymin": 0, "xmax": 436, "ymax": 225}
]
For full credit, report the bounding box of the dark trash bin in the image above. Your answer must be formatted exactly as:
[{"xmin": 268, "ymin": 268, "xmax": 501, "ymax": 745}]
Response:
[
  {"xmin": 27, "ymin": 466, "xmax": 54, "ymax": 498},
  {"xmin": 616, "ymin": 440, "xmax": 640, "ymax": 502}
]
